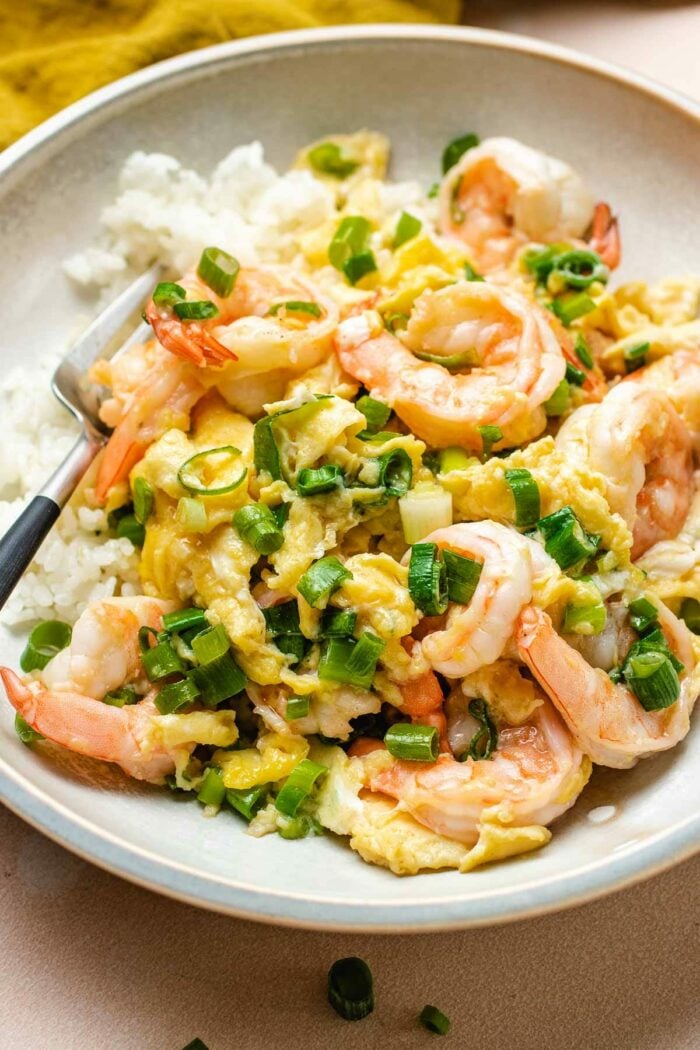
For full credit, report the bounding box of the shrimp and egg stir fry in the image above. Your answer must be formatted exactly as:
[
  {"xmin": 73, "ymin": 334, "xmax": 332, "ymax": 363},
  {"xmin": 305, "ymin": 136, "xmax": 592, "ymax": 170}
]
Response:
[{"xmin": 6, "ymin": 131, "xmax": 700, "ymax": 875}]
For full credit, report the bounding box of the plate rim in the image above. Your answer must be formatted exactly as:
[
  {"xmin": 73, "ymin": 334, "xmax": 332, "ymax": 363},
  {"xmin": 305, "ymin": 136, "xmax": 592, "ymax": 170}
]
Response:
[{"xmin": 1, "ymin": 23, "xmax": 699, "ymax": 931}]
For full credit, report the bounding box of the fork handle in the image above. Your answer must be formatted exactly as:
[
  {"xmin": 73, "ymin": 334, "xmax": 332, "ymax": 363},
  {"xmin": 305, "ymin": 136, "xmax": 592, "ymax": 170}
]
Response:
[{"xmin": 0, "ymin": 430, "xmax": 102, "ymax": 610}]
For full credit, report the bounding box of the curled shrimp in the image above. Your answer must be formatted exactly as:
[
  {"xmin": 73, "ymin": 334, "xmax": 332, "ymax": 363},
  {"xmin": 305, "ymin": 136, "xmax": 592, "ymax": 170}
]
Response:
[
  {"xmin": 407, "ymin": 522, "xmax": 545, "ymax": 678},
  {"xmin": 335, "ymin": 281, "xmax": 566, "ymax": 449},
  {"xmin": 588, "ymin": 201, "xmax": 621, "ymax": 270},
  {"xmin": 370, "ymin": 699, "xmax": 585, "ymax": 844},
  {"xmin": 438, "ymin": 137, "xmax": 594, "ymax": 272},
  {"xmin": 93, "ymin": 341, "xmax": 207, "ymax": 504},
  {"xmin": 517, "ymin": 603, "xmax": 697, "ymax": 768},
  {"xmin": 556, "ymin": 382, "xmax": 693, "ymax": 558},
  {"xmin": 625, "ymin": 347, "xmax": 700, "ymax": 452},
  {"xmin": 146, "ymin": 263, "xmax": 339, "ymax": 372}
]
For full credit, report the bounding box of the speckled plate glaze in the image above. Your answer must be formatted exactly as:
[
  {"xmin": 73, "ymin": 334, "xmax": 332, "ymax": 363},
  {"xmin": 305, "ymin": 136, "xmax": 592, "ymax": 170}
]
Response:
[{"xmin": 1, "ymin": 25, "xmax": 699, "ymax": 931}]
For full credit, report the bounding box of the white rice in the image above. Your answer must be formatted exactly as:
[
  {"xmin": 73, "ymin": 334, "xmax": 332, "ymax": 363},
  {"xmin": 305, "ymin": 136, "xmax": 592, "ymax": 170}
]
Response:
[{"xmin": 2, "ymin": 142, "xmax": 422, "ymax": 626}]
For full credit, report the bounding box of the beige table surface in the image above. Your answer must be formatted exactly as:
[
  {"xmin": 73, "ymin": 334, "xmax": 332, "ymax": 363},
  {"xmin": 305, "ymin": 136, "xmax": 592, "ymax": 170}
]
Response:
[{"xmin": 2, "ymin": 6, "xmax": 700, "ymax": 1049}]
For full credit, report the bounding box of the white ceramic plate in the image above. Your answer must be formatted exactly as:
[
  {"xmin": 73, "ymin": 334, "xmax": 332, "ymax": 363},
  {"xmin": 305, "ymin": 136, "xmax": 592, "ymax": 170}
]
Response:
[{"xmin": 1, "ymin": 25, "xmax": 699, "ymax": 931}]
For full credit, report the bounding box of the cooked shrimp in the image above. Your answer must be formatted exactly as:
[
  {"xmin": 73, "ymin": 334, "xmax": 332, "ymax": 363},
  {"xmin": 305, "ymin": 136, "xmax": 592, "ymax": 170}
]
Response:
[
  {"xmin": 408, "ymin": 522, "xmax": 543, "ymax": 677},
  {"xmin": 626, "ymin": 347, "xmax": 700, "ymax": 452},
  {"xmin": 438, "ymin": 137, "xmax": 594, "ymax": 271},
  {"xmin": 146, "ymin": 263, "xmax": 339, "ymax": 372},
  {"xmin": 588, "ymin": 201, "xmax": 621, "ymax": 270},
  {"xmin": 517, "ymin": 603, "xmax": 697, "ymax": 768},
  {"xmin": 556, "ymin": 382, "xmax": 693, "ymax": 558},
  {"xmin": 399, "ymin": 639, "xmax": 449, "ymax": 751},
  {"xmin": 335, "ymin": 281, "xmax": 566, "ymax": 449},
  {"xmin": 370, "ymin": 699, "xmax": 585, "ymax": 844},
  {"xmin": 93, "ymin": 341, "xmax": 207, "ymax": 503}
]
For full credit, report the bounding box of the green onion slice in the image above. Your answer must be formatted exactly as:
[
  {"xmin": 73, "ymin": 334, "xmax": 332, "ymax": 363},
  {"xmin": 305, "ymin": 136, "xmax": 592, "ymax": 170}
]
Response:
[
  {"xmin": 318, "ymin": 632, "xmax": 386, "ymax": 689},
  {"xmin": 275, "ymin": 758, "xmax": 327, "ymax": 817},
  {"xmin": 565, "ymin": 360, "xmax": 586, "ymax": 386},
  {"xmin": 192, "ymin": 623, "xmax": 230, "ymax": 665},
  {"xmin": 384, "ymin": 722, "xmax": 439, "ymax": 762},
  {"xmin": 296, "ymin": 464, "xmax": 345, "ymax": 497},
  {"xmin": 393, "ymin": 211, "xmax": 422, "ymax": 249},
  {"xmin": 152, "ymin": 282, "xmax": 186, "ymax": 308},
  {"xmin": 20, "ymin": 620, "xmax": 72, "ymax": 673},
  {"xmin": 285, "ymin": 695, "xmax": 310, "ymax": 721},
  {"xmin": 439, "ymin": 447, "xmax": 472, "ymax": 473},
  {"xmin": 156, "ymin": 676, "xmax": 200, "ymax": 715},
  {"xmin": 329, "ymin": 216, "xmax": 372, "ymax": 271},
  {"xmin": 197, "ymin": 766, "xmax": 226, "ymax": 807},
  {"xmin": 413, "ymin": 348, "xmax": 480, "ymax": 371},
  {"xmin": 234, "ymin": 502, "xmax": 284, "ymax": 555},
  {"xmin": 574, "ymin": 332, "xmax": 594, "ymax": 368},
  {"xmin": 552, "ymin": 249, "xmax": 608, "ymax": 289},
  {"xmin": 268, "ymin": 300, "xmax": 322, "ymax": 319},
  {"xmin": 505, "ymin": 468, "xmax": 541, "ymax": 527},
  {"xmin": 192, "ymin": 652, "xmax": 245, "ymax": 706},
  {"xmin": 176, "ymin": 497, "xmax": 207, "ymax": 532},
  {"xmin": 375, "ymin": 448, "xmax": 412, "ymax": 501},
  {"xmin": 384, "ymin": 311, "xmax": 409, "ymax": 333},
  {"xmin": 537, "ymin": 506, "xmax": 600, "ymax": 571},
  {"xmin": 628, "ymin": 596, "xmax": 658, "ymax": 635},
  {"xmin": 15, "ymin": 713, "xmax": 42, "ymax": 744},
  {"xmin": 442, "ymin": 132, "xmax": 479, "ymax": 173},
  {"xmin": 544, "ymin": 379, "xmax": 570, "ymax": 417},
  {"xmin": 178, "ymin": 446, "xmax": 247, "ymax": 496},
  {"xmin": 679, "ymin": 597, "xmax": 700, "ymax": 634},
  {"xmin": 443, "ymin": 549, "xmax": 482, "ymax": 605},
  {"xmin": 173, "ymin": 299, "xmax": 219, "ymax": 321},
  {"xmin": 624, "ymin": 341, "xmax": 650, "ymax": 373},
  {"xmin": 551, "ymin": 293, "xmax": 596, "ymax": 327},
  {"xmin": 563, "ymin": 600, "xmax": 607, "ymax": 636},
  {"xmin": 462, "ymin": 698, "xmax": 498, "ymax": 760},
  {"xmin": 116, "ymin": 513, "xmax": 145, "ymax": 547},
  {"xmin": 102, "ymin": 685, "xmax": 138, "ymax": 707},
  {"xmin": 343, "ymin": 249, "xmax": 377, "ymax": 285},
  {"xmin": 328, "ymin": 957, "xmax": 374, "ymax": 1021},
  {"xmin": 623, "ymin": 651, "xmax": 680, "ymax": 711},
  {"xmin": 408, "ymin": 543, "xmax": 448, "ymax": 616},
  {"xmin": 420, "ymin": 1005, "xmax": 451, "ymax": 1036},
  {"xmin": 263, "ymin": 599, "xmax": 302, "ymax": 638},
  {"xmin": 464, "ymin": 261, "xmax": 484, "ymax": 282},
  {"xmin": 625, "ymin": 628, "xmax": 684, "ymax": 674},
  {"xmin": 307, "ymin": 141, "xmax": 359, "ymax": 178},
  {"xmin": 356, "ymin": 395, "xmax": 391, "ymax": 434},
  {"xmin": 478, "ymin": 424, "xmax": 503, "ymax": 459},
  {"xmin": 523, "ymin": 245, "xmax": 559, "ymax": 283},
  {"xmin": 226, "ymin": 785, "xmax": 268, "ymax": 822},
  {"xmin": 297, "ymin": 556, "xmax": 352, "ymax": 608},
  {"xmin": 133, "ymin": 476, "xmax": 154, "ymax": 524},
  {"xmin": 139, "ymin": 628, "xmax": 185, "ymax": 682},
  {"xmin": 162, "ymin": 607, "xmax": 208, "ymax": 634},
  {"xmin": 320, "ymin": 607, "xmax": 357, "ymax": 638},
  {"xmin": 197, "ymin": 246, "xmax": 240, "ymax": 298}
]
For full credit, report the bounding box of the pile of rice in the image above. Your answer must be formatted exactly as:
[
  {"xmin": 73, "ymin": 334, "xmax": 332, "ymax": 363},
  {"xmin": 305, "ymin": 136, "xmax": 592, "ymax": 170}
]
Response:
[{"xmin": 1, "ymin": 142, "xmax": 420, "ymax": 628}]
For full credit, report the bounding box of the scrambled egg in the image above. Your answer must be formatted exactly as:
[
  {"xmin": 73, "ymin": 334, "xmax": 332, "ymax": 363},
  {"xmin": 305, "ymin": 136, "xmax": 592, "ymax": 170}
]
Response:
[{"xmin": 215, "ymin": 732, "xmax": 309, "ymax": 790}]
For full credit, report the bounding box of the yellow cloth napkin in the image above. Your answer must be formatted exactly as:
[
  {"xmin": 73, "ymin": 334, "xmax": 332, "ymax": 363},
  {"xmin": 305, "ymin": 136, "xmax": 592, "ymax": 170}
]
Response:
[{"xmin": 0, "ymin": 0, "xmax": 459, "ymax": 149}]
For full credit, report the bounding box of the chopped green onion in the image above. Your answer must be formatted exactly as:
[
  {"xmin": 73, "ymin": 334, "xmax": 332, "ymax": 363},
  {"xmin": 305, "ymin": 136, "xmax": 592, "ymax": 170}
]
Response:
[
  {"xmin": 442, "ymin": 132, "xmax": 479, "ymax": 173},
  {"xmin": 328, "ymin": 957, "xmax": 374, "ymax": 1021},
  {"xmin": 464, "ymin": 261, "xmax": 484, "ymax": 281},
  {"xmin": 385, "ymin": 723, "xmax": 439, "ymax": 762},
  {"xmin": 420, "ymin": 1005, "xmax": 451, "ymax": 1036},
  {"xmin": 116, "ymin": 513, "xmax": 145, "ymax": 546},
  {"xmin": 551, "ymin": 293, "xmax": 596, "ymax": 327},
  {"xmin": 275, "ymin": 758, "xmax": 327, "ymax": 816},
  {"xmin": 565, "ymin": 360, "xmax": 586, "ymax": 386},
  {"xmin": 277, "ymin": 813, "xmax": 323, "ymax": 839},
  {"xmin": 628, "ymin": 596, "xmax": 658, "ymax": 635},
  {"xmin": 318, "ymin": 632, "xmax": 385, "ymax": 689},
  {"xmin": 177, "ymin": 446, "xmax": 247, "ymax": 496},
  {"xmin": 197, "ymin": 246, "xmax": 240, "ymax": 298},
  {"xmin": 427, "ymin": 181, "xmax": 439, "ymax": 198},
  {"xmin": 462, "ymin": 698, "xmax": 498, "ymax": 760},
  {"xmin": 443, "ymin": 549, "xmax": 482, "ymax": 605},
  {"xmin": 192, "ymin": 623, "xmax": 230, "ymax": 665},
  {"xmin": 437, "ymin": 447, "xmax": 470, "ymax": 473},
  {"xmin": 343, "ymin": 249, "xmax": 377, "ymax": 285},
  {"xmin": 156, "ymin": 676, "xmax": 200, "ymax": 714},
  {"xmin": 679, "ymin": 597, "xmax": 700, "ymax": 634},
  {"xmin": 268, "ymin": 300, "xmax": 322, "ymax": 319},
  {"xmin": 176, "ymin": 496, "xmax": 207, "ymax": 532},
  {"xmin": 173, "ymin": 299, "xmax": 219, "ymax": 321},
  {"xmin": 271, "ymin": 503, "xmax": 290, "ymax": 529},
  {"xmin": 544, "ymin": 379, "xmax": 570, "ymax": 416},
  {"xmin": 478, "ymin": 424, "xmax": 503, "ymax": 459},
  {"xmin": 139, "ymin": 628, "xmax": 186, "ymax": 681},
  {"xmin": 275, "ymin": 634, "xmax": 307, "ymax": 665},
  {"xmin": 197, "ymin": 766, "xmax": 226, "ymax": 807},
  {"xmin": 263, "ymin": 600, "xmax": 302, "ymax": 638},
  {"xmin": 226, "ymin": 785, "xmax": 268, "ymax": 822},
  {"xmin": 609, "ymin": 665, "xmax": 624, "ymax": 684},
  {"xmin": 296, "ymin": 464, "xmax": 345, "ymax": 497},
  {"xmin": 625, "ymin": 628, "xmax": 684, "ymax": 674},
  {"xmin": 399, "ymin": 485, "xmax": 453, "ymax": 543},
  {"xmin": 356, "ymin": 395, "xmax": 391, "ymax": 434},
  {"xmin": 537, "ymin": 506, "xmax": 600, "ymax": 570},
  {"xmin": 523, "ymin": 245, "xmax": 558, "ymax": 283},
  {"xmin": 15, "ymin": 713, "xmax": 42, "ymax": 744},
  {"xmin": 329, "ymin": 216, "xmax": 372, "ymax": 271},
  {"xmin": 102, "ymin": 685, "xmax": 138, "ymax": 707},
  {"xmin": 505, "ymin": 468, "xmax": 541, "ymax": 527},
  {"xmin": 413, "ymin": 348, "xmax": 480, "ymax": 370},
  {"xmin": 408, "ymin": 542, "xmax": 448, "ymax": 616},
  {"xmin": 297, "ymin": 556, "xmax": 352, "ymax": 608},
  {"xmin": 374, "ymin": 448, "xmax": 412, "ymax": 501},
  {"xmin": 320, "ymin": 607, "xmax": 357, "ymax": 638},
  {"xmin": 20, "ymin": 619, "xmax": 72, "ymax": 673},
  {"xmin": 563, "ymin": 600, "xmax": 607, "ymax": 635},
  {"xmin": 162, "ymin": 607, "xmax": 208, "ymax": 634},
  {"xmin": 624, "ymin": 341, "xmax": 650, "ymax": 373},
  {"xmin": 384, "ymin": 311, "xmax": 409, "ymax": 333},
  {"xmin": 133, "ymin": 477, "xmax": 154, "ymax": 524},
  {"xmin": 307, "ymin": 141, "xmax": 359, "ymax": 178},
  {"xmin": 574, "ymin": 332, "xmax": 594, "ymax": 368},
  {"xmin": 623, "ymin": 651, "xmax": 680, "ymax": 711},
  {"xmin": 152, "ymin": 282, "xmax": 186, "ymax": 307},
  {"xmin": 285, "ymin": 695, "xmax": 310, "ymax": 721},
  {"xmin": 552, "ymin": 249, "xmax": 608, "ymax": 289},
  {"xmin": 234, "ymin": 502, "xmax": 284, "ymax": 555},
  {"xmin": 393, "ymin": 211, "xmax": 422, "ymax": 249},
  {"xmin": 192, "ymin": 652, "xmax": 245, "ymax": 706}
]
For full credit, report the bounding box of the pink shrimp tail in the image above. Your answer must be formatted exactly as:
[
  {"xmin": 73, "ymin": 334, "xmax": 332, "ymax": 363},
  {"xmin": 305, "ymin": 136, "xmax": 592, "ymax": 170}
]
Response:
[
  {"xmin": 590, "ymin": 202, "xmax": 621, "ymax": 270},
  {"xmin": 145, "ymin": 301, "xmax": 238, "ymax": 366},
  {"xmin": 1, "ymin": 667, "xmax": 38, "ymax": 722}
]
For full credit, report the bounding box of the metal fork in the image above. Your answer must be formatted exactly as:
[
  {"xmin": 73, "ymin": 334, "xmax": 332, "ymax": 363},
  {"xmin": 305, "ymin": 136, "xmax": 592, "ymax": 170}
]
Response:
[{"xmin": 0, "ymin": 265, "xmax": 160, "ymax": 609}]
